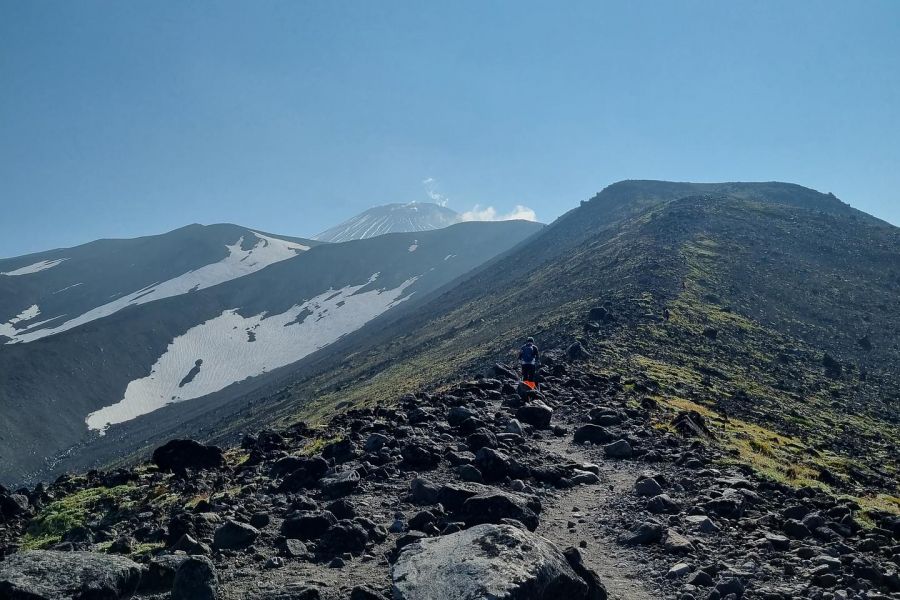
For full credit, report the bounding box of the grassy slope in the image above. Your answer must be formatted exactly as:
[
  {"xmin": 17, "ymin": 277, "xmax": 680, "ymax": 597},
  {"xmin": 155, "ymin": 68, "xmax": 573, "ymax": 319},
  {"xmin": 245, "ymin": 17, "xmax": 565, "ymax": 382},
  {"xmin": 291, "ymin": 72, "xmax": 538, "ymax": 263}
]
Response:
[{"xmin": 268, "ymin": 190, "xmax": 899, "ymax": 514}]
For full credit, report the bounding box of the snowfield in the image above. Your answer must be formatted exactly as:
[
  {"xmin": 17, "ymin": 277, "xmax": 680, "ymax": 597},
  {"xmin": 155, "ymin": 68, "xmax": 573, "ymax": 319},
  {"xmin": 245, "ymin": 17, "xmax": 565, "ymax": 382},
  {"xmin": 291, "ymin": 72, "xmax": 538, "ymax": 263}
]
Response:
[
  {"xmin": 4, "ymin": 232, "xmax": 308, "ymax": 344},
  {"xmin": 85, "ymin": 273, "xmax": 418, "ymax": 431},
  {"xmin": 1, "ymin": 258, "xmax": 68, "ymax": 276},
  {"xmin": 0, "ymin": 305, "xmax": 41, "ymax": 338}
]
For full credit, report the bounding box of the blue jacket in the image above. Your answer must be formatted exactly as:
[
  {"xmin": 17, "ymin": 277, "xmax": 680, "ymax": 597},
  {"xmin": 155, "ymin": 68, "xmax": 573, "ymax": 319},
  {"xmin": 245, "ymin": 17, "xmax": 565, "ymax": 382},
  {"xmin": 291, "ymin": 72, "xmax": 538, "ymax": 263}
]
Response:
[{"xmin": 519, "ymin": 343, "xmax": 539, "ymax": 365}]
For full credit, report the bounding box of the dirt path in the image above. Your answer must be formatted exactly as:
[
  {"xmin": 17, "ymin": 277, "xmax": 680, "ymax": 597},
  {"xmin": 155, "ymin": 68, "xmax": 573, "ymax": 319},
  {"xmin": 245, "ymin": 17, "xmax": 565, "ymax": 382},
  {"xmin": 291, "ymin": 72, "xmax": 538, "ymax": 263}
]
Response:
[{"xmin": 537, "ymin": 437, "xmax": 659, "ymax": 600}]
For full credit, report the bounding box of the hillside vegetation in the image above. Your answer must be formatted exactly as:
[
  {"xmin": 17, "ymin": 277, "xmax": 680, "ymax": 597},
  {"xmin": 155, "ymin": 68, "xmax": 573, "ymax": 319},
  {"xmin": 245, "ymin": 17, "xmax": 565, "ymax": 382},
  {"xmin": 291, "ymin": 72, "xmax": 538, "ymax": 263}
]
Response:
[{"xmin": 258, "ymin": 182, "xmax": 899, "ymax": 510}]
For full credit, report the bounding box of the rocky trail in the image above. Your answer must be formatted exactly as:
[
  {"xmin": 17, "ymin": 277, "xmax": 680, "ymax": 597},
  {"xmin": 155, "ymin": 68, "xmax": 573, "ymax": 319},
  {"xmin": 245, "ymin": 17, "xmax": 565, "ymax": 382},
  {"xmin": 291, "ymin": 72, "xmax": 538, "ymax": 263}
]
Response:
[{"xmin": 1, "ymin": 347, "xmax": 899, "ymax": 599}]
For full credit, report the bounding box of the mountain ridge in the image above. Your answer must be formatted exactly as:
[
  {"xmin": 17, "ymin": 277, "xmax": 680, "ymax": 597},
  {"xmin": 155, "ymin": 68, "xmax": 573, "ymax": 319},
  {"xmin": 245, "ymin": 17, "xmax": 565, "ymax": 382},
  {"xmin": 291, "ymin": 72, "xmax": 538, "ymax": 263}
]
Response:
[
  {"xmin": 0, "ymin": 180, "xmax": 898, "ymax": 599},
  {"xmin": 0, "ymin": 219, "xmax": 543, "ymax": 485}
]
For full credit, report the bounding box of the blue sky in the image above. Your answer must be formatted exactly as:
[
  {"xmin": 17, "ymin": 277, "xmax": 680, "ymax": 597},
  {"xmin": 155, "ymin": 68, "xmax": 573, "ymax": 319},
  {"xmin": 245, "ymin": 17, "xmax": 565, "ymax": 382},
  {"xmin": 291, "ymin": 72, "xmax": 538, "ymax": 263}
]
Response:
[{"xmin": 1, "ymin": 1, "xmax": 898, "ymax": 258}]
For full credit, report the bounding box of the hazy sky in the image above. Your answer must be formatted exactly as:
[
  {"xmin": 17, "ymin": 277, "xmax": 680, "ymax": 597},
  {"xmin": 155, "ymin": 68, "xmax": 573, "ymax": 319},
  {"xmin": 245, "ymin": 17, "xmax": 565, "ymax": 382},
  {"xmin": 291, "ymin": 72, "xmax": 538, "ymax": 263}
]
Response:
[{"xmin": 2, "ymin": 1, "xmax": 899, "ymax": 258}]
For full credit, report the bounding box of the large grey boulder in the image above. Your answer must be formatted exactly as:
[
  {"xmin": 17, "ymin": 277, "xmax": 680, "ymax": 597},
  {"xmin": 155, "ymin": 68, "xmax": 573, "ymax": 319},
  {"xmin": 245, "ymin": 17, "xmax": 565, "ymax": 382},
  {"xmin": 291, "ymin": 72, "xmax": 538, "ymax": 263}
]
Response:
[
  {"xmin": 392, "ymin": 524, "xmax": 596, "ymax": 599},
  {"xmin": 172, "ymin": 555, "xmax": 217, "ymax": 600},
  {"xmin": 213, "ymin": 519, "xmax": 260, "ymax": 550},
  {"xmin": 0, "ymin": 550, "xmax": 141, "ymax": 599}
]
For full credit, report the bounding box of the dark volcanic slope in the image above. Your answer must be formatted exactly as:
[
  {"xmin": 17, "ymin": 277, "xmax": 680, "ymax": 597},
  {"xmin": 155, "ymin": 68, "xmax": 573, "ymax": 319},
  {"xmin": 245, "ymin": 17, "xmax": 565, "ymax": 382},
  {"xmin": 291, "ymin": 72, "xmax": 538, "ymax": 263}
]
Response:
[
  {"xmin": 0, "ymin": 220, "xmax": 542, "ymax": 486},
  {"xmin": 186, "ymin": 181, "xmax": 898, "ymax": 508},
  {"xmin": 0, "ymin": 224, "xmax": 319, "ymax": 341}
]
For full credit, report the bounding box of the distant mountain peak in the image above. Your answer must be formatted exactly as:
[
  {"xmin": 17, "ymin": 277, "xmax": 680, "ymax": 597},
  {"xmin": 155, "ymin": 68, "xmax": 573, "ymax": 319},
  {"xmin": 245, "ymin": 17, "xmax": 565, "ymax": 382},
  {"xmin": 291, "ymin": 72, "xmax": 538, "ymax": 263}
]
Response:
[{"xmin": 313, "ymin": 202, "xmax": 461, "ymax": 242}]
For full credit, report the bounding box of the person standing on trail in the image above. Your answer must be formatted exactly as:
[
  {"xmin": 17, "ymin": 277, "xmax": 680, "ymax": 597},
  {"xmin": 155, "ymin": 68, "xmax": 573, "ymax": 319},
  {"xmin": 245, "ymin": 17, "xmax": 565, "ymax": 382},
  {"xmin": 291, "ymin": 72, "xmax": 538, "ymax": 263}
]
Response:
[{"xmin": 519, "ymin": 337, "xmax": 540, "ymax": 382}]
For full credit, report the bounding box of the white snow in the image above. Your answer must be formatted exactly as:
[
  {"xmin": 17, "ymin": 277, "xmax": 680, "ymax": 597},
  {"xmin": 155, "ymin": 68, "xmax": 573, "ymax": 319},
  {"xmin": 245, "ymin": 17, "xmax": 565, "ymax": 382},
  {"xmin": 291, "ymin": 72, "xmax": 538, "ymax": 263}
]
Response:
[
  {"xmin": 1, "ymin": 258, "xmax": 68, "ymax": 276},
  {"xmin": 314, "ymin": 204, "xmax": 460, "ymax": 242},
  {"xmin": 4, "ymin": 232, "xmax": 308, "ymax": 344},
  {"xmin": 444, "ymin": 254, "xmax": 456, "ymax": 261},
  {"xmin": 86, "ymin": 273, "xmax": 417, "ymax": 431},
  {"xmin": 53, "ymin": 282, "xmax": 84, "ymax": 294},
  {"xmin": 0, "ymin": 304, "xmax": 41, "ymax": 338}
]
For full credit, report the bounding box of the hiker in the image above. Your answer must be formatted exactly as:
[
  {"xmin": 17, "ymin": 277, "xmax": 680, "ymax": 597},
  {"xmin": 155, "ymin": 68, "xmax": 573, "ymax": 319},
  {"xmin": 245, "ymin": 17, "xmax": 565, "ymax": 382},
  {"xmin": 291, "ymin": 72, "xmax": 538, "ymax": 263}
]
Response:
[{"xmin": 519, "ymin": 337, "xmax": 540, "ymax": 382}]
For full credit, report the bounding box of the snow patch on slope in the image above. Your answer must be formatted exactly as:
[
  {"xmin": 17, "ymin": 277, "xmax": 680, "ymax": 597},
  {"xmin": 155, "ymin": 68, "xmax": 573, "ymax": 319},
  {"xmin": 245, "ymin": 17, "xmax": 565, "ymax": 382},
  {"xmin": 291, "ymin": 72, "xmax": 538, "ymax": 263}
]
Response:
[
  {"xmin": 53, "ymin": 283, "xmax": 84, "ymax": 294},
  {"xmin": 0, "ymin": 305, "xmax": 41, "ymax": 338},
  {"xmin": 5, "ymin": 232, "xmax": 308, "ymax": 344},
  {"xmin": 85, "ymin": 273, "xmax": 417, "ymax": 431},
  {"xmin": 1, "ymin": 258, "xmax": 68, "ymax": 276}
]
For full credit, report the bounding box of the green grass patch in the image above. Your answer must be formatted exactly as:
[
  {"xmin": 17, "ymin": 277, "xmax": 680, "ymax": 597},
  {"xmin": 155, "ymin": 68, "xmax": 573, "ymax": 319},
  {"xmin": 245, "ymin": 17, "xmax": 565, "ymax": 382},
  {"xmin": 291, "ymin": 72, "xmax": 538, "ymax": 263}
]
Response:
[{"xmin": 22, "ymin": 484, "xmax": 137, "ymax": 550}]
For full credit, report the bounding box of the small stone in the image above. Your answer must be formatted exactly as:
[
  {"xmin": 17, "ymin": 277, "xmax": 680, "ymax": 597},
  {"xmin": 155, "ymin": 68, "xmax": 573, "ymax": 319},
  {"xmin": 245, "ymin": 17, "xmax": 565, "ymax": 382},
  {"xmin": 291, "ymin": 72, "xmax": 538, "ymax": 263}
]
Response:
[{"xmin": 667, "ymin": 562, "xmax": 692, "ymax": 578}]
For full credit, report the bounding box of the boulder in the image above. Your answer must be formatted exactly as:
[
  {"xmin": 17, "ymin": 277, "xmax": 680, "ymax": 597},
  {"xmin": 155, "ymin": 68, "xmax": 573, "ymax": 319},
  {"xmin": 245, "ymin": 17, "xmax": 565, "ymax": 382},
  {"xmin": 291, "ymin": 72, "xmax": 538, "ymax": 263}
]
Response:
[
  {"xmin": 516, "ymin": 403, "xmax": 553, "ymax": 430},
  {"xmin": 278, "ymin": 457, "xmax": 329, "ymax": 492},
  {"xmin": 467, "ymin": 429, "xmax": 498, "ymax": 451},
  {"xmin": 620, "ymin": 521, "xmax": 665, "ymax": 545},
  {"xmin": 663, "ymin": 530, "xmax": 693, "ymax": 554},
  {"xmin": 634, "ymin": 477, "xmax": 663, "ymax": 497},
  {"xmin": 0, "ymin": 550, "xmax": 141, "ymax": 599},
  {"xmin": 280, "ymin": 511, "xmax": 337, "ymax": 540},
  {"xmin": 474, "ymin": 447, "xmax": 510, "ymax": 481},
  {"xmin": 171, "ymin": 533, "xmax": 211, "ymax": 555},
  {"xmin": 401, "ymin": 442, "xmax": 441, "ymax": 470},
  {"xmin": 351, "ymin": 586, "xmax": 388, "ymax": 600},
  {"xmin": 461, "ymin": 492, "xmax": 540, "ymax": 531},
  {"xmin": 504, "ymin": 419, "xmax": 526, "ymax": 436},
  {"xmin": 783, "ymin": 519, "xmax": 812, "ymax": 539},
  {"xmin": 320, "ymin": 470, "xmax": 360, "ymax": 498},
  {"xmin": 566, "ymin": 341, "xmax": 591, "ymax": 361},
  {"xmin": 563, "ymin": 547, "xmax": 608, "ymax": 600},
  {"xmin": 704, "ymin": 494, "xmax": 743, "ymax": 519},
  {"xmin": 667, "ymin": 563, "xmax": 692, "ymax": 579},
  {"xmin": 672, "ymin": 411, "xmax": 712, "ymax": 438},
  {"xmin": 714, "ymin": 577, "xmax": 745, "ymax": 598},
  {"xmin": 437, "ymin": 482, "xmax": 492, "ymax": 511},
  {"xmin": 363, "ymin": 433, "xmax": 390, "ymax": 453},
  {"xmin": 685, "ymin": 515, "xmax": 719, "ymax": 534},
  {"xmin": 140, "ymin": 554, "xmax": 189, "ymax": 592},
  {"xmin": 458, "ymin": 464, "xmax": 483, "ymax": 482},
  {"xmin": 319, "ymin": 520, "xmax": 369, "ymax": 555},
  {"xmin": 603, "ymin": 439, "xmax": 633, "ymax": 458},
  {"xmin": 172, "ymin": 555, "xmax": 217, "ymax": 600},
  {"xmin": 213, "ymin": 519, "xmax": 259, "ymax": 551},
  {"xmin": 151, "ymin": 439, "xmax": 224, "ymax": 474},
  {"xmin": 322, "ymin": 438, "xmax": 358, "ymax": 463},
  {"xmin": 277, "ymin": 538, "xmax": 308, "ymax": 558},
  {"xmin": 493, "ymin": 363, "xmax": 519, "ymax": 380},
  {"xmin": 0, "ymin": 493, "xmax": 30, "ymax": 519},
  {"xmin": 392, "ymin": 524, "xmax": 596, "ymax": 599},
  {"xmin": 647, "ymin": 494, "xmax": 680, "ymax": 514},
  {"xmin": 573, "ymin": 425, "xmax": 614, "ymax": 445},
  {"xmin": 409, "ymin": 478, "xmax": 441, "ymax": 505},
  {"xmin": 270, "ymin": 455, "xmax": 310, "ymax": 477},
  {"xmin": 448, "ymin": 406, "xmax": 479, "ymax": 428}
]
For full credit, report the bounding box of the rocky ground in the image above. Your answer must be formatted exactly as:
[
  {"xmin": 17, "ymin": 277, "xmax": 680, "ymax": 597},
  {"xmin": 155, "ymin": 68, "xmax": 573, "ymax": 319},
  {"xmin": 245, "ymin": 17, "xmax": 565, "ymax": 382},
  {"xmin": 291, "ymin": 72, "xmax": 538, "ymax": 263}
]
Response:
[{"xmin": 1, "ymin": 347, "xmax": 899, "ymax": 599}]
